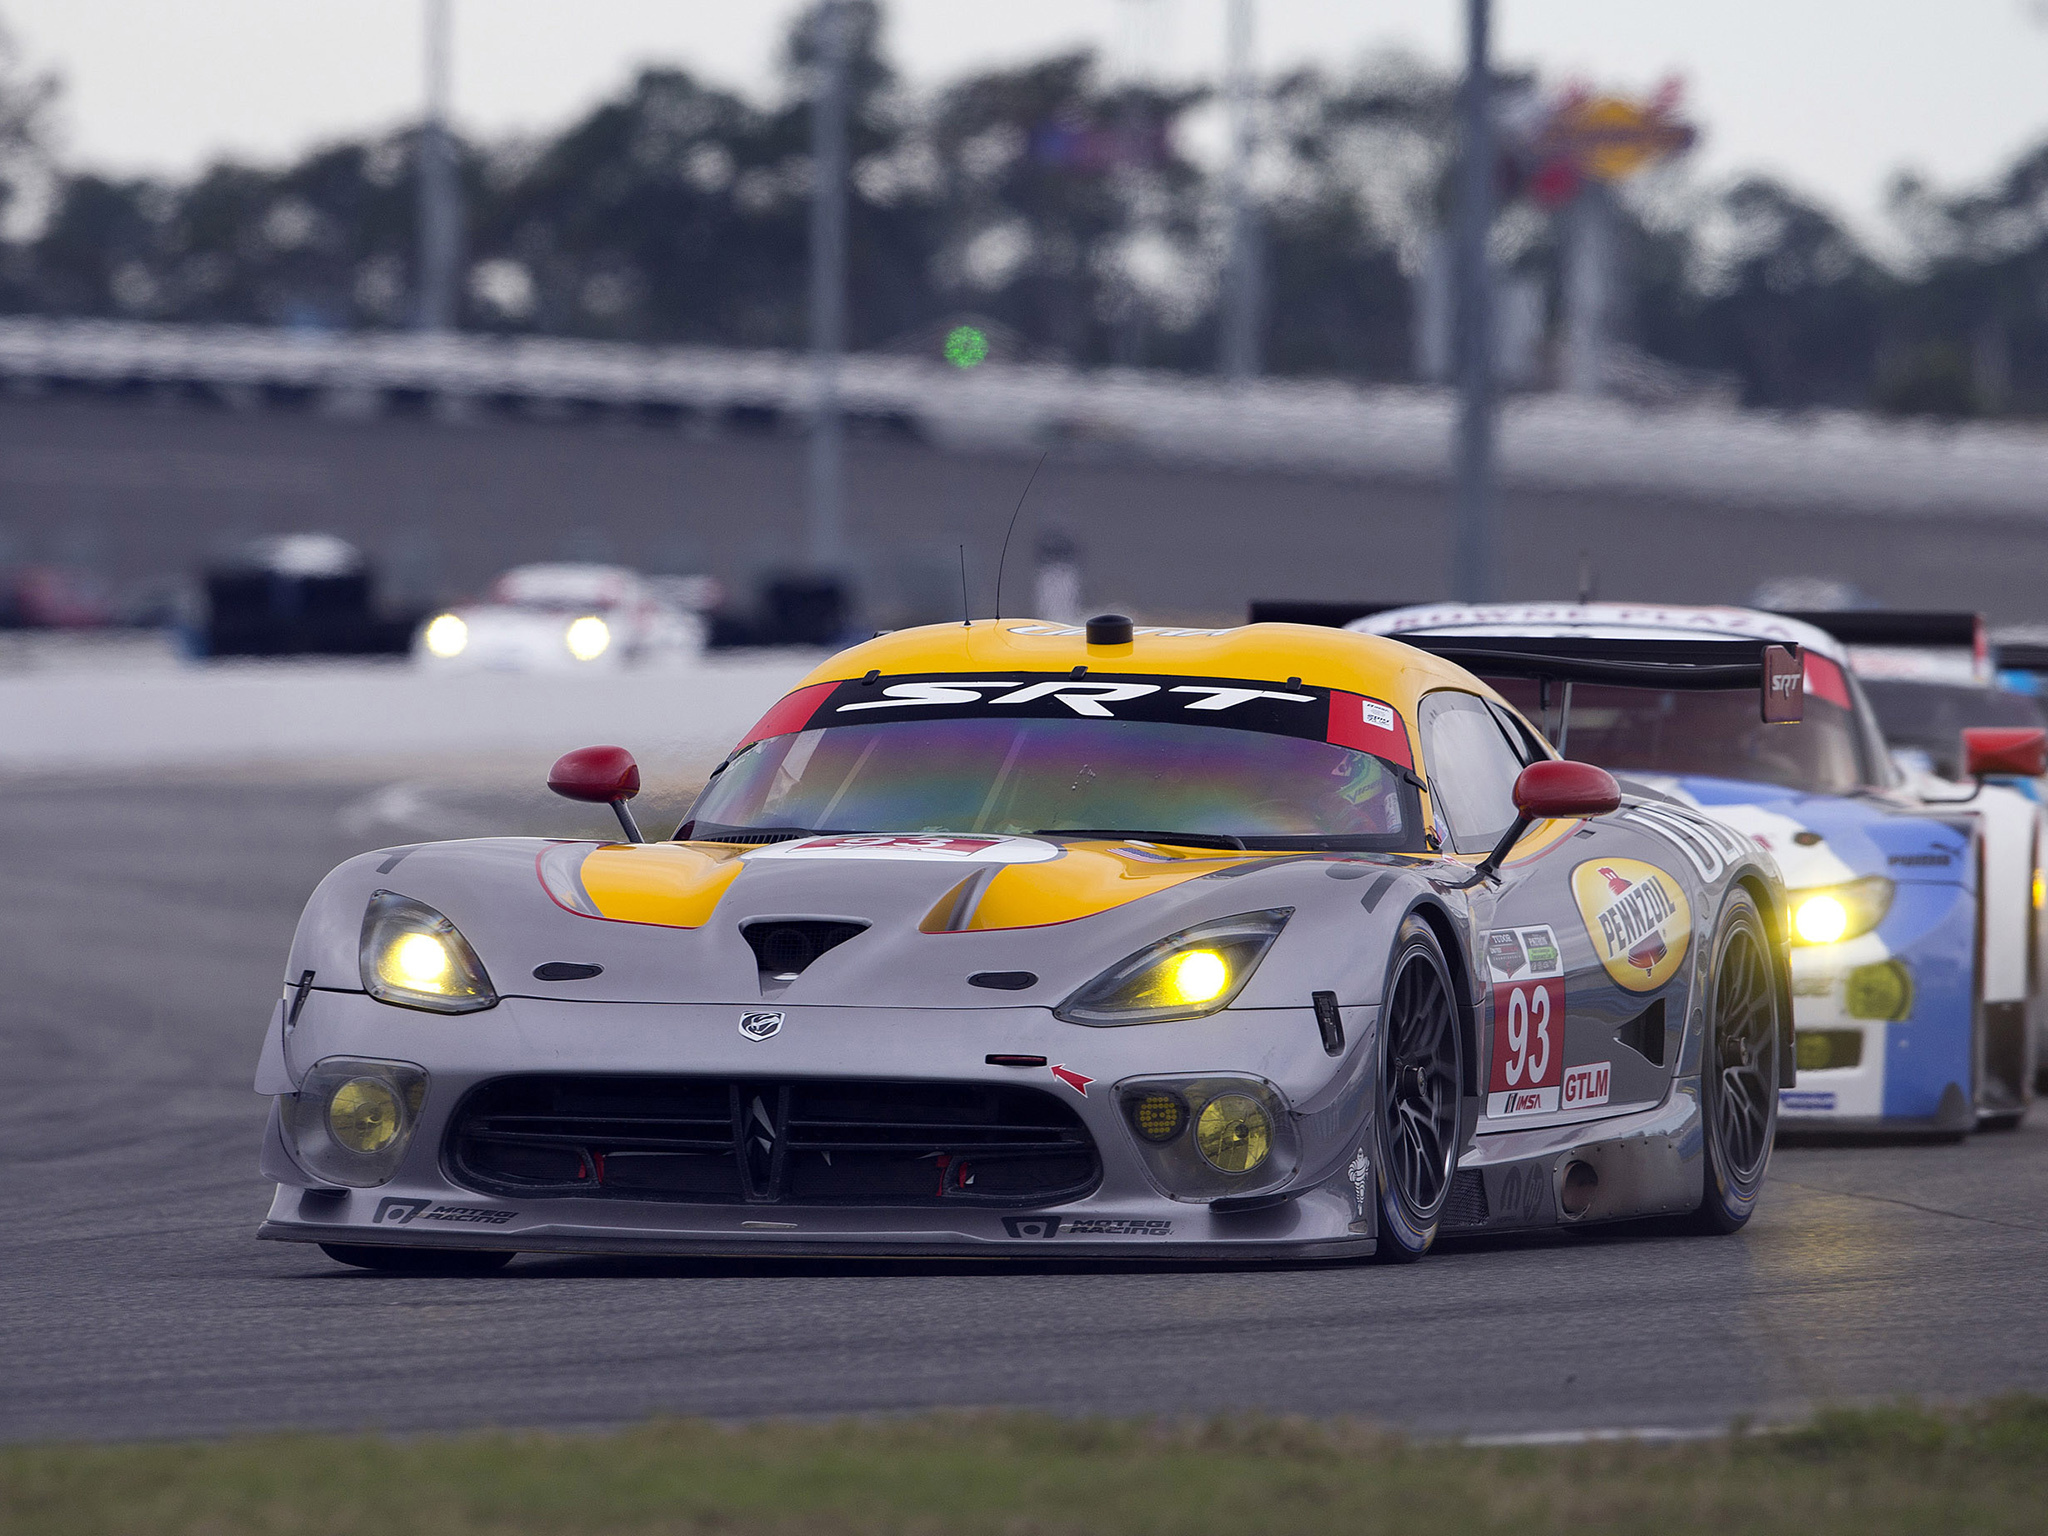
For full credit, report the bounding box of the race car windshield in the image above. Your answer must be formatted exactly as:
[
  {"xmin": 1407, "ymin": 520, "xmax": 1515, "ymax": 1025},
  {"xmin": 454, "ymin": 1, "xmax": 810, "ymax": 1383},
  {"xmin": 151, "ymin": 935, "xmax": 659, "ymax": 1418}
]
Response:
[
  {"xmin": 685, "ymin": 716, "xmax": 1420, "ymax": 851},
  {"xmin": 1487, "ymin": 678, "xmax": 1864, "ymax": 795}
]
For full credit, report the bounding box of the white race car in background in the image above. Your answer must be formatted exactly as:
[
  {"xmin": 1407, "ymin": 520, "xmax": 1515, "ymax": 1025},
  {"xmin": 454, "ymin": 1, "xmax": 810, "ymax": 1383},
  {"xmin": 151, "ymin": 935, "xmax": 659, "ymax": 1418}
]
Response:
[
  {"xmin": 1783, "ymin": 609, "xmax": 2048, "ymax": 1091},
  {"xmin": 1332, "ymin": 602, "xmax": 2046, "ymax": 1134},
  {"xmin": 415, "ymin": 564, "xmax": 709, "ymax": 672}
]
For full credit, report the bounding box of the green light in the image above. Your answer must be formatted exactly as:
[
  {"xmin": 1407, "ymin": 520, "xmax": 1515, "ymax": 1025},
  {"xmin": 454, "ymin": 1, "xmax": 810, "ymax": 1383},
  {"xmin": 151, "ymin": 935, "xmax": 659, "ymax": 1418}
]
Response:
[{"xmin": 944, "ymin": 325, "xmax": 989, "ymax": 369}]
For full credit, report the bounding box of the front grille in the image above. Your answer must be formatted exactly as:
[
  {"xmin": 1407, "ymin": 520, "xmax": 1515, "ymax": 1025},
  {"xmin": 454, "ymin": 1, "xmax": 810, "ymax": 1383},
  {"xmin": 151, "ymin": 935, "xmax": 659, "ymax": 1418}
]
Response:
[{"xmin": 447, "ymin": 1074, "xmax": 1101, "ymax": 1208}]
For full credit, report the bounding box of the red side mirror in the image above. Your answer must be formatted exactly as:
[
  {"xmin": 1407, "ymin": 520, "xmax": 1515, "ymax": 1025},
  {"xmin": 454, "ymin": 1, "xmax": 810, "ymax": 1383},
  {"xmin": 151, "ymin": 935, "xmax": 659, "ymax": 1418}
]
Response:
[
  {"xmin": 548, "ymin": 745, "xmax": 644, "ymax": 841},
  {"xmin": 1964, "ymin": 727, "xmax": 2048, "ymax": 779},
  {"xmin": 548, "ymin": 745, "xmax": 640, "ymax": 803},
  {"xmin": 1514, "ymin": 759, "xmax": 1622, "ymax": 820}
]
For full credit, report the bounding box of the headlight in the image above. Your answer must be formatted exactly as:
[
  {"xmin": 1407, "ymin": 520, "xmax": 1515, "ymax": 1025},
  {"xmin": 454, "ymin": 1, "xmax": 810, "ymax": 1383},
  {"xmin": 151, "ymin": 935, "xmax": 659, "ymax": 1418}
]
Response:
[
  {"xmin": 422, "ymin": 613, "xmax": 468, "ymax": 657},
  {"xmin": 1789, "ymin": 876, "xmax": 1893, "ymax": 946},
  {"xmin": 284, "ymin": 1056, "xmax": 427, "ymax": 1187},
  {"xmin": 565, "ymin": 615, "xmax": 611, "ymax": 661},
  {"xmin": 1845, "ymin": 959, "xmax": 1913, "ymax": 1021},
  {"xmin": 1195, "ymin": 1093, "xmax": 1272, "ymax": 1173},
  {"xmin": 1117, "ymin": 1075, "xmax": 1296, "ymax": 1199},
  {"xmin": 1054, "ymin": 909, "xmax": 1292, "ymax": 1026},
  {"xmin": 360, "ymin": 890, "xmax": 497, "ymax": 1012}
]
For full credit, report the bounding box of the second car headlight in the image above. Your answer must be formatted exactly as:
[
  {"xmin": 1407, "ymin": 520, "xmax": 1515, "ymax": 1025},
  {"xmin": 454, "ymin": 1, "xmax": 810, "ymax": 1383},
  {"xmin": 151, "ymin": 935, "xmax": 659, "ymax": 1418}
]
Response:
[
  {"xmin": 359, "ymin": 890, "xmax": 498, "ymax": 1012},
  {"xmin": 565, "ymin": 615, "xmax": 611, "ymax": 661},
  {"xmin": 1790, "ymin": 875, "xmax": 1894, "ymax": 946},
  {"xmin": 422, "ymin": 613, "xmax": 468, "ymax": 657},
  {"xmin": 1055, "ymin": 910, "xmax": 1291, "ymax": 1026}
]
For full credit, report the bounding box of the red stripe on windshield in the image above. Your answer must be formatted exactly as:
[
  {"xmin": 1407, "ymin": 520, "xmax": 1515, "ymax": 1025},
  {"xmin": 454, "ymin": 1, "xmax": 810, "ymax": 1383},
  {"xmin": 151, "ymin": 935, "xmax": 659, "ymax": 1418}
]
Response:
[
  {"xmin": 1804, "ymin": 653, "xmax": 1851, "ymax": 709},
  {"xmin": 1326, "ymin": 691, "xmax": 1412, "ymax": 768},
  {"xmin": 734, "ymin": 681, "xmax": 838, "ymax": 752}
]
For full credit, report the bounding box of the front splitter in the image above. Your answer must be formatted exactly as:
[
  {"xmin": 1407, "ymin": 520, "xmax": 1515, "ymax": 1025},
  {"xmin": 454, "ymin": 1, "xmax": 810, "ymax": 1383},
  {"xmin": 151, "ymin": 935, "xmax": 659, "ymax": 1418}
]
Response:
[{"xmin": 257, "ymin": 1218, "xmax": 1375, "ymax": 1263}]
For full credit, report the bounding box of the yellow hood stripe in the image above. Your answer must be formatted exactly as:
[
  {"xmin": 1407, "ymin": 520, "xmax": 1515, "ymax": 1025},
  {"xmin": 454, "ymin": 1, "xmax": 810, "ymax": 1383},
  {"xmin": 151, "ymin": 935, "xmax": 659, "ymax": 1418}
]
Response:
[
  {"xmin": 569, "ymin": 842, "xmax": 747, "ymax": 928},
  {"xmin": 922, "ymin": 842, "xmax": 1255, "ymax": 932}
]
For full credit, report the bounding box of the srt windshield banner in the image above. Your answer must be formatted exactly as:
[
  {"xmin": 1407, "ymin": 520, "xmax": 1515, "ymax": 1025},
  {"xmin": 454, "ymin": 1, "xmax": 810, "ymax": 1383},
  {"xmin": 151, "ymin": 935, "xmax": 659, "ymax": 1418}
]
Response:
[{"xmin": 739, "ymin": 672, "xmax": 1413, "ymax": 767}]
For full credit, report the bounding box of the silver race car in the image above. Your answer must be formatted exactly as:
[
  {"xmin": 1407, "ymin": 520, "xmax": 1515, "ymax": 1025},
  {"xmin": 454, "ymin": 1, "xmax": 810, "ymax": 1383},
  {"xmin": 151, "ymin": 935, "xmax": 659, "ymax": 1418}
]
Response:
[{"xmin": 254, "ymin": 615, "xmax": 1792, "ymax": 1269}]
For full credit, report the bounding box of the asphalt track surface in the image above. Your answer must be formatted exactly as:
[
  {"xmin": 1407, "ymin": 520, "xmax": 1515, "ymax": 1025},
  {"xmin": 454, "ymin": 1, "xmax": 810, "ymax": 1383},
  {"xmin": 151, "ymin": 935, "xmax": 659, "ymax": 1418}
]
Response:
[{"xmin": 7, "ymin": 770, "xmax": 2048, "ymax": 1445}]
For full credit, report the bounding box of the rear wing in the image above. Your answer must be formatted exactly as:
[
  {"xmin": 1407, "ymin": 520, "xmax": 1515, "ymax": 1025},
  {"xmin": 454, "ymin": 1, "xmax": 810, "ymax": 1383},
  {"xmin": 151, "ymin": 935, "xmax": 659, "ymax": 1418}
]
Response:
[
  {"xmin": 1246, "ymin": 599, "xmax": 1402, "ymax": 627},
  {"xmin": 1244, "ymin": 603, "xmax": 1801, "ymax": 720},
  {"xmin": 1995, "ymin": 641, "xmax": 2048, "ymax": 675},
  {"xmin": 1390, "ymin": 635, "xmax": 1804, "ymax": 724},
  {"xmin": 1775, "ymin": 609, "xmax": 1988, "ymax": 686}
]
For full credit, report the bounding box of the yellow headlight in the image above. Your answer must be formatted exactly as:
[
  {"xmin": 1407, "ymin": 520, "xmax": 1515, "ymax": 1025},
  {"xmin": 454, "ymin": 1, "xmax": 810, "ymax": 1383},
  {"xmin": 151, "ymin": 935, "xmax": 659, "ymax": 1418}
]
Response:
[
  {"xmin": 1130, "ymin": 1091, "xmax": 1187, "ymax": 1143},
  {"xmin": 1195, "ymin": 1093, "xmax": 1271, "ymax": 1174},
  {"xmin": 423, "ymin": 613, "xmax": 468, "ymax": 657},
  {"xmin": 565, "ymin": 615, "xmax": 611, "ymax": 661},
  {"xmin": 1787, "ymin": 876, "xmax": 1893, "ymax": 946},
  {"xmin": 1845, "ymin": 959, "xmax": 1913, "ymax": 1021},
  {"xmin": 383, "ymin": 931, "xmax": 452, "ymax": 991},
  {"xmin": 1165, "ymin": 949, "xmax": 1229, "ymax": 1004},
  {"xmin": 328, "ymin": 1077, "xmax": 402, "ymax": 1154},
  {"xmin": 1793, "ymin": 894, "xmax": 1849, "ymax": 945}
]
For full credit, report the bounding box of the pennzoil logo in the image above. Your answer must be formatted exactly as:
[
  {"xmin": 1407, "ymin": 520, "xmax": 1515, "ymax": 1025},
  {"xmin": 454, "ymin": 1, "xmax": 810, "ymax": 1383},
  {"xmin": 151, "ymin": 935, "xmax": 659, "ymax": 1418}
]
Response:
[{"xmin": 1570, "ymin": 858, "xmax": 1690, "ymax": 993}]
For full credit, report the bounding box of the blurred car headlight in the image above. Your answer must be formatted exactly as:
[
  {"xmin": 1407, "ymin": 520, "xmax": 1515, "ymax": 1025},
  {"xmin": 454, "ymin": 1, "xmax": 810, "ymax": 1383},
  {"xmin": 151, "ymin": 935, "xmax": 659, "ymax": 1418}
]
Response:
[
  {"xmin": 359, "ymin": 890, "xmax": 497, "ymax": 1013},
  {"xmin": 422, "ymin": 612, "xmax": 468, "ymax": 657},
  {"xmin": 1055, "ymin": 910, "xmax": 1291, "ymax": 1026},
  {"xmin": 1790, "ymin": 876, "xmax": 1894, "ymax": 946},
  {"xmin": 565, "ymin": 615, "xmax": 611, "ymax": 661},
  {"xmin": 284, "ymin": 1056, "xmax": 427, "ymax": 1187}
]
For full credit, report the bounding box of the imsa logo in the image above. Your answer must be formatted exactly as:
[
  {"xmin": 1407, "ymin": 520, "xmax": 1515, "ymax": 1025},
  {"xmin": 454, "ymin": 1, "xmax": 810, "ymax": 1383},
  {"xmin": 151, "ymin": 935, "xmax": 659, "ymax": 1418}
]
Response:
[{"xmin": 1570, "ymin": 858, "xmax": 1691, "ymax": 993}]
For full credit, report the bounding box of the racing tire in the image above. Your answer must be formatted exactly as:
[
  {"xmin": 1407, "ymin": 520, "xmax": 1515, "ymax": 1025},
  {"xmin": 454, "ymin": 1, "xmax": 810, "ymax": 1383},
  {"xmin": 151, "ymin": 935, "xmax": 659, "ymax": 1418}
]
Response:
[
  {"xmin": 1370, "ymin": 915, "xmax": 1465, "ymax": 1263},
  {"xmin": 1687, "ymin": 888, "xmax": 1779, "ymax": 1235},
  {"xmin": 318, "ymin": 1244, "xmax": 516, "ymax": 1275}
]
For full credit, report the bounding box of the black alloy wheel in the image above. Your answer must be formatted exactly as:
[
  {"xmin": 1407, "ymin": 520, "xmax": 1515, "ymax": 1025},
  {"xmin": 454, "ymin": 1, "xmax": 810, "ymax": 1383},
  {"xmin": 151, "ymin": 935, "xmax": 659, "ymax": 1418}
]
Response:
[
  {"xmin": 1690, "ymin": 888, "xmax": 1779, "ymax": 1234},
  {"xmin": 319, "ymin": 1243, "xmax": 516, "ymax": 1275},
  {"xmin": 1372, "ymin": 915, "xmax": 1465, "ymax": 1262}
]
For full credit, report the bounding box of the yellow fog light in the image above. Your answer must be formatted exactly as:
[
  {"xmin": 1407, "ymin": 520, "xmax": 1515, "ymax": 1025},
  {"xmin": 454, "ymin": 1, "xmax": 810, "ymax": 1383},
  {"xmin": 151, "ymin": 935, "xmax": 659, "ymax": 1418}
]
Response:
[
  {"xmin": 1793, "ymin": 894, "xmax": 1849, "ymax": 946},
  {"xmin": 1195, "ymin": 1093, "xmax": 1271, "ymax": 1174},
  {"xmin": 328, "ymin": 1077, "xmax": 402, "ymax": 1154},
  {"xmin": 565, "ymin": 615, "xmax": 611, "ymax": 661},
  {"xmin": 1845, "ymin": 959, "xmax": 1913, "ymax": 1021},
  {"xmin": 1166, "ymin": 949, "xmax": 1229, "ymax": 1005},
  {"xmin": 383, "ymin": 931, "xmax": 452, "ymax": 992},
  {"xmin": 422, "ymin": 612, "xmax": 468, "ymax": 657},
  {"xmin": 1129, "ymin": 1091, "xmax": 1188, "ymax": 1144}
]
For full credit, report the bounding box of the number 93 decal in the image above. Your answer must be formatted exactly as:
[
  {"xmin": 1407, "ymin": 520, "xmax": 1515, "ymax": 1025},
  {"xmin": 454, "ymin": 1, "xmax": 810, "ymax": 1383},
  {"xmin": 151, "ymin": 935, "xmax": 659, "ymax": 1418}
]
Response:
[{"xmin": 1484, "ymin": 925, "xmax": 1567, "ymax": 1119}]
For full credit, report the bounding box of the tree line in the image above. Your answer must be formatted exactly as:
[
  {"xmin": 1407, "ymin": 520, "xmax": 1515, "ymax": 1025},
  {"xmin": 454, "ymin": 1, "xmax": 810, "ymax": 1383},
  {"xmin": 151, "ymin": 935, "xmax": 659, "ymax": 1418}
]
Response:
[{"xmin": 0, "ymin": 2, "xmax": 2040, "ymax": 417}]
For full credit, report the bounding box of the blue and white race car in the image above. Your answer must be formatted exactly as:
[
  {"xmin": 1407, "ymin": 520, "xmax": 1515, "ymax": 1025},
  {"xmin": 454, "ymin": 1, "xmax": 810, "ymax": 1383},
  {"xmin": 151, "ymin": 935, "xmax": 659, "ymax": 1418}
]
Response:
[{"xmin": 1311, "ymin": 602, "xmax": 2042, "ymax": 1135}]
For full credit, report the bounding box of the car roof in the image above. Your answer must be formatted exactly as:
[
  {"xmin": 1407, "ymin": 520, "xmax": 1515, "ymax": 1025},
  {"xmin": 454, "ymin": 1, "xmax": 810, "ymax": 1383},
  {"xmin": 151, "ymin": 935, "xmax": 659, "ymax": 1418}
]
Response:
[
  {"xmin": 795, "ymin": 618, "xmax": 1508, "ymax": 721},
  {"xmin": 1351, "ymin": 601, "xmax": 1851, "ymax": 665}
]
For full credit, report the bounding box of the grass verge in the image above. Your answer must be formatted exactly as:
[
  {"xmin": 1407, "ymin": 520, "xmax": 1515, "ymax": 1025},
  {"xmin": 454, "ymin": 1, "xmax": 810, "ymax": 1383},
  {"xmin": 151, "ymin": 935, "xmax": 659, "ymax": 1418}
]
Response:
[{"xmin": 7, "ymin": 1398, "xmax": 2048, "ymax": 1536}]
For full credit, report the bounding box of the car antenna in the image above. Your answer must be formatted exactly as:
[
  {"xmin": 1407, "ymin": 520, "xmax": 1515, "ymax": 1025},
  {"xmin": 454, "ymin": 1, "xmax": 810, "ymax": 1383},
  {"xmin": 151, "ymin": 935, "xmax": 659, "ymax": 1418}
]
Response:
[
  {"xmin": 958, "ymin": 544, "xmax": 971, "ymax": 627},
  {"xmin": 992, "ymin": 450, "xmax": 1049, "ymax": 622}
]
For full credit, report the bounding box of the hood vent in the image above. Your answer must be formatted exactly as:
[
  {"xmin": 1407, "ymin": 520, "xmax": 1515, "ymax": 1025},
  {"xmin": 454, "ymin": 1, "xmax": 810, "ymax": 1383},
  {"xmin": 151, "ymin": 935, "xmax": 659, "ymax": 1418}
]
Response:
[{"xmin": 742, "ymin": 919, "xmax": 867, "ymax": 980}]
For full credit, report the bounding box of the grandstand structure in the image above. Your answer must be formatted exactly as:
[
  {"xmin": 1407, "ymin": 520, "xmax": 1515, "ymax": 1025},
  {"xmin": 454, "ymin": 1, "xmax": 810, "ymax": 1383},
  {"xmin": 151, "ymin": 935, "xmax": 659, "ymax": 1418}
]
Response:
[{"xmin": 4, "ymin": 316, "xmax": 2048, "ymax": 520}]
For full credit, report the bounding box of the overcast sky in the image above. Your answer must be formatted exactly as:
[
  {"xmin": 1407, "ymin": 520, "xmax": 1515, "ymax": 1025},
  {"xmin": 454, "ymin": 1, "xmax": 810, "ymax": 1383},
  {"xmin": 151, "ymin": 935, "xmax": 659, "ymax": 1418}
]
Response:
[{"xmin": 7, "ymin": 1, "xmax": 2046, "ymax": 243}]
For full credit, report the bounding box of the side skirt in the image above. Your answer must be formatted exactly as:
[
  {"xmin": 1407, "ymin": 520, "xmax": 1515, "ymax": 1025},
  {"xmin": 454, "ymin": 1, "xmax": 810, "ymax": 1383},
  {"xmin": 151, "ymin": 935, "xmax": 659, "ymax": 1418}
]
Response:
[{"xmin": 1445, "ymin": 1086, "xmax": 1704, "ymax": 1233}]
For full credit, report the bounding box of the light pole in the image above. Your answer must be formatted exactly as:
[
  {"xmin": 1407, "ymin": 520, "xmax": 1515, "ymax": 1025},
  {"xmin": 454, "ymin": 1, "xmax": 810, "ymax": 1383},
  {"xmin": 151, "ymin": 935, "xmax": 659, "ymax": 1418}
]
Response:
[
  {"xmin": 415, "ymin": 0, "xmax": 461, "ymax": 333},
  {"xmin": 1218, "ymin": 0, "xmax": 1262, "ymax": 382},
  {"xmin": 1450, "ymin": 0, "xmax": 1496, "ymax": 601},
  {"xmin": 806, "ymin": 0, "xmax": 853, "ymax": 574}
]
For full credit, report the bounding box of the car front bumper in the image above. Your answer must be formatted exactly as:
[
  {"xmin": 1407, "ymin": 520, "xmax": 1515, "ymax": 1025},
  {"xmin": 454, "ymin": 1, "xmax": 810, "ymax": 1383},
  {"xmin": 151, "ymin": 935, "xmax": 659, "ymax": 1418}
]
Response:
[{"xmin": 256, "ymin": 989, "xmax": 1385, "ymax": 1259}]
